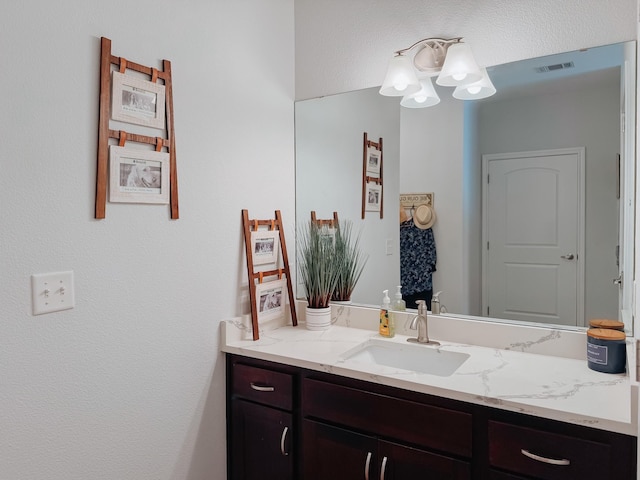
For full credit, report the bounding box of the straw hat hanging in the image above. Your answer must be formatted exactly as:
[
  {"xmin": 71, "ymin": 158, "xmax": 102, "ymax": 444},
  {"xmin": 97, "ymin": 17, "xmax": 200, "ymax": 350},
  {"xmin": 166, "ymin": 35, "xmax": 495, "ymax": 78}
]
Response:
[{"xmin": 413, "ymin": 204, "xmax": 436, "ymax": 229}]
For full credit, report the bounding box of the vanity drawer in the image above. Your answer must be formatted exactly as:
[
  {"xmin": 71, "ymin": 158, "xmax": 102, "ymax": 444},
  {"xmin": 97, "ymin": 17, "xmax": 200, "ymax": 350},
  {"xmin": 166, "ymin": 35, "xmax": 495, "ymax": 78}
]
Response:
[
  {"xmin": 232, "ymin": 363, "xmax": 293, "ymax": 410},
  {"xmin": 302, "ymin": 377, "xmax": 472, "ymax": 457},
  {"xmin": 488, "ymin": 420, "xmax": 610, "ymax": 479}
]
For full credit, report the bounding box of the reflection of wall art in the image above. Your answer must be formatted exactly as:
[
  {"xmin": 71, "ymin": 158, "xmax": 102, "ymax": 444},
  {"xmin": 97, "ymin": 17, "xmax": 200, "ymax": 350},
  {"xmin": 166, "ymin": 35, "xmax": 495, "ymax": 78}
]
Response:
[
  {"xmin": 111, "ymin": 71, "xmax": 166, "ymax": 129},
  {"xmin": 366, "ymin": 147, "xmax": 381, "ymax": 177},
  {"xmin": 365, "ymin": 183, "xmax": 382, "ymax": 212},
  {"xmin": 362, "ymin": 132, "xmax": 383, "ymax": 219},
  {"xmin": 109, "ymin": 146, "xmax": 169, "ymax": 204},
  {"xmin": 318, "ymin": 225, "xmax": 336, "ymax": 246},
  {"xmin": 255, "ymin": 278, "xmax": 286, "ymax": 322},
  {"xmin": 250, "ymin": 230, "xmax": 280, "ymax": 265}
]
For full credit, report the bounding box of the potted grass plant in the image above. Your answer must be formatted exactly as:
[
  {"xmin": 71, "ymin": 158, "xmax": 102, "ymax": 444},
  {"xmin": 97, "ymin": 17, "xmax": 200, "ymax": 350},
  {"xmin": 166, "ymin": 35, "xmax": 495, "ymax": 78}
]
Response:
[
  {"xmin": 331, "ymin": 220, "xmax": 369, "ymax": 303},
  {"xmin": 297, "ymin": 220, "xmax": 340, "ymax": 330}
]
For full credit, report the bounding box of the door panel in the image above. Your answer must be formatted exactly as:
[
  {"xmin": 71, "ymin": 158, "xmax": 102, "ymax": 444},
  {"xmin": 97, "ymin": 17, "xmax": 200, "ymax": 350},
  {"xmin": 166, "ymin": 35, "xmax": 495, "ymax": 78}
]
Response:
[
  {"xmin": 230, "ymin": 399, "xmax": 293, "ymax": 480},
  {"xmin": 484, "ymin": 149, "xmax": 583, "ymax": 325},
  {"xmin": 379, "ymin": 440, "xmax": 471, "ymax": 479},
  {"xmin": 302, "ymin": 419, "xmax": 377, "ymax": 480}
]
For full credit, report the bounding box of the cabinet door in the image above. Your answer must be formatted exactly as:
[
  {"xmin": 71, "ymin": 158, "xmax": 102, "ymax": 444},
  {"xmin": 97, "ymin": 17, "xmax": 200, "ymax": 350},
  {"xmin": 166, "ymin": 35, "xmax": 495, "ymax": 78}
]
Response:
[
  {"xmin": 490, "ymin": 470, "xmax": 528, "ymax": 480},
  {"xmin": 378, "ymin": 440, "xmax": 471, "ymax": 480},
  {"xmin": 302, "ymin": 419, "xmax": 378, "ymax": 480},
  {"xmin": 230, "ymin": 399, "xmax": 293, "ymax": 480}
]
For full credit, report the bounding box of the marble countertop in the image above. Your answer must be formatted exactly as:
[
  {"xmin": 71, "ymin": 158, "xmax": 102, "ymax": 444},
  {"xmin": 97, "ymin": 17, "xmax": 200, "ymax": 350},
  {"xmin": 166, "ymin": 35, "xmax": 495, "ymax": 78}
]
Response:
[{"xmin": 221, "ymin": 305, "xmax": 637, "ymax": 436}]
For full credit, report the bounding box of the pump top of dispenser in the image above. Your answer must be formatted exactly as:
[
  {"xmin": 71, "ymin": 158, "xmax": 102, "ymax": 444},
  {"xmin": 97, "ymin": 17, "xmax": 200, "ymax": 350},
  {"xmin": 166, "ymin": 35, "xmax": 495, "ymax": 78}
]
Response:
[
  {"xmin": 393, "ymin": 286, "xmax": 406, "ymax": 311},
  {"xmin": 381, "ymin": 290, "xmax": 390, "ymax": 309}
]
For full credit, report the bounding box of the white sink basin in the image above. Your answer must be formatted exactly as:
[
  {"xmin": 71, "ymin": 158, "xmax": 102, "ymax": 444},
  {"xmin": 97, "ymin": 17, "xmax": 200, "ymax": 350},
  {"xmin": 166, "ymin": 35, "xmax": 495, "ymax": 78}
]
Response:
[{"xmin": 340, "ymin": 338, "xmax": 470, "ymax": 377}]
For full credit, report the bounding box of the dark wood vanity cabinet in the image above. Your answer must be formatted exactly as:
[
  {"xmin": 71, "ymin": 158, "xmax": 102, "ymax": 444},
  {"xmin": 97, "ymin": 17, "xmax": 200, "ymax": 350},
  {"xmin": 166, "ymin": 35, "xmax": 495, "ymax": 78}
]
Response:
[
  {"xmin": 302, "ymin": 419, "xmax": 471, "ymax": 479},
  {"xmin": 486, "ymin": 416, "xmax": 637, "ymax": 479},
  {"xmin": 301, "ymin": 376, "xmax": 472, "ymax": 479},
  {"xmin": 227, "ymin": 360, "xmax": 296, "ymax": 480},
  {"xmin": 226, "ymin": 354, "xmax": 637, "ymax": 479}
]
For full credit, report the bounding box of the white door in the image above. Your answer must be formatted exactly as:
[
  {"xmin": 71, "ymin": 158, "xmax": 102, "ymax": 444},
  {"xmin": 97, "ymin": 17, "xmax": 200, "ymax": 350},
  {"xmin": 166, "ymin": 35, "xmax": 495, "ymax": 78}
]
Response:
[{"xmin": 482, "ymin": 148, "xmax": 584, "ymax": 326}]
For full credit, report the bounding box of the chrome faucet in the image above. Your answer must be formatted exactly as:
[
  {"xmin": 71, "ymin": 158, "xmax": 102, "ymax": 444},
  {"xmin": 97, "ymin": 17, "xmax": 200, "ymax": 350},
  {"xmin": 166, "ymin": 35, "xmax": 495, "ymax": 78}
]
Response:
[{"xmin": 408, "ymin": 300, "xmax": 440, "ymax": 345}]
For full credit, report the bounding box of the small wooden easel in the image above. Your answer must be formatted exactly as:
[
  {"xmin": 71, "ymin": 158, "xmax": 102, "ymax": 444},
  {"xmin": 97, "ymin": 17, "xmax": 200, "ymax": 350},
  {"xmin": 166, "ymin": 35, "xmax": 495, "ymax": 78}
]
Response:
[{"xmin": 242, "ymin": 210, "xmax": 298, "ymax": 340}]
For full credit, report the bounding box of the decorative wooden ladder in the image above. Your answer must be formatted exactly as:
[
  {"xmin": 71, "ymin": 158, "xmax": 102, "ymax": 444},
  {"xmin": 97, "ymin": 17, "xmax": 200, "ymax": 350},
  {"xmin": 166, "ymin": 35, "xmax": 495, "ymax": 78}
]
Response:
[
  {"xmin": 362, "ymin": 132, "xmax": 383, "ymax": 219},
  {"xmin": 242, "ymin": 210, "xmax": 298, "ymax": 340},
  {"xmin": 95, "ymin": 37, "xmax": 179, "ymax": 219}
]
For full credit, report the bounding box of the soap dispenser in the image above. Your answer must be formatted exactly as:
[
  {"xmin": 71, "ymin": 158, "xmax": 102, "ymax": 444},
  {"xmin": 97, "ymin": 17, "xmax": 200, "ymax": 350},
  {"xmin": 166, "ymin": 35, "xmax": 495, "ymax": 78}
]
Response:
[
  {"xmin": 431, "ymin": 291, "xmax": 442, "ymax": 314},
  {"xmin": 392, "ymin": 286, "xmax": 406, "ymax": 311},
  {"xmin": 379, "ymin": 290, "xmax": 395, "ymax": 337}
]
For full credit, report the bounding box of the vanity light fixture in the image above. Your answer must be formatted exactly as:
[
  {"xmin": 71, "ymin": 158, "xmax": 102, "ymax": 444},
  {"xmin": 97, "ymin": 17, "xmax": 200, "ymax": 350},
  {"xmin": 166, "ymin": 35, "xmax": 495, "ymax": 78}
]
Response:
[
  {"xmin": 452, "ymin": 67, "xmax": 496, "ymax": 100},
  {"xmin": 380, "ymin": 37, "xmax": 495, "ymax": 107}
]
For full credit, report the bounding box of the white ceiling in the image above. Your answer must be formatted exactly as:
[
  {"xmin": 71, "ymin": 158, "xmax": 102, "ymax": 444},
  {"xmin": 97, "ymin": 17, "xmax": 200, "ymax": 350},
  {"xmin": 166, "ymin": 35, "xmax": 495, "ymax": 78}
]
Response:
[{"xmin": 294, "ymin": 0, "xmax": 637, "ymax": 100}]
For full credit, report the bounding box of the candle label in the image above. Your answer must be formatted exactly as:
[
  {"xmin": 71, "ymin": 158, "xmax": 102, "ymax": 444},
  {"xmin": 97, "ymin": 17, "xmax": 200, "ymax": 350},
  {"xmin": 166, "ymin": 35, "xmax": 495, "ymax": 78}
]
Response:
[{"xmin": 587, "ymin": 343, "xmax": 608, "ymax": 365}]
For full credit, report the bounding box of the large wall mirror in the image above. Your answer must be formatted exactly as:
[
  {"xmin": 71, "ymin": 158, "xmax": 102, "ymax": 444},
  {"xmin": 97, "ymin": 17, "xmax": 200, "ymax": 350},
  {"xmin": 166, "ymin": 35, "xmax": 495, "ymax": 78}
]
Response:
[{"xmin": 295, "ymin": 41, "xmax": 636, "ymax": 333}]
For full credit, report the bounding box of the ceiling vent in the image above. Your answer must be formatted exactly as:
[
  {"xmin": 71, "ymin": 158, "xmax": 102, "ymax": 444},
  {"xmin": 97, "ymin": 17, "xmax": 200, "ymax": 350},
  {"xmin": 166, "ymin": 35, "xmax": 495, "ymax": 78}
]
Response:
[{"xmin": 535, "ymin": 61, "xmax": 575, "ymax": 73}]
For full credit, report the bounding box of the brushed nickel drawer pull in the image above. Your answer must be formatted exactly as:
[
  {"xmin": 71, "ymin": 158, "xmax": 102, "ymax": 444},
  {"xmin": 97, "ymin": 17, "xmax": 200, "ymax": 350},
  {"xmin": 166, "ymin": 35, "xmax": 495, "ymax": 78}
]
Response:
[
  {"xmin": 364, "ymin": 451, "xmax": 372, "ymax": 480},
  {"xmin": 280, "ymin": 426, "xmax": 289, "ymax": 456},
  {"xmin": 521, "ymin": 449, "xmax": 570, "ymax": 466},
  {"xmin": 380, "ymin": 456, "xmax": 388, "ymax": 480},
  {"xmin": 250, "ymin": 382, "xmax": 275, "ymax": 392}
]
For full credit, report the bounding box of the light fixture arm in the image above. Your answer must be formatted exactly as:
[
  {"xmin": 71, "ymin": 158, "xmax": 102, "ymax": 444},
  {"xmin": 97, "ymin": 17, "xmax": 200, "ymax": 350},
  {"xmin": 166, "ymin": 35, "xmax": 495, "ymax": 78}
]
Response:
[{"xmin": 394, "ymin": 37, "xmax": 463, "ymax": 56}]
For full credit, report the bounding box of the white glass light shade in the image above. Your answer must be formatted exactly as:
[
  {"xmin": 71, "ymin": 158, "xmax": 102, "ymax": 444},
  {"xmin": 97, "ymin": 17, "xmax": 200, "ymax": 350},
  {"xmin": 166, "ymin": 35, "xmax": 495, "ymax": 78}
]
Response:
[
  {"xmin": 379, "ymin": 54, "xmax": 421, "ymax": 96},
  {"xmin": 436, "ymin": 42, "xmax": 483, "ymax": 87},
  {"xmin": 453, "ymin": 68, "xmax": 496, "ymax": 100},
  {"xmin": 400, "ymin": 78, "xmax": 440, "ymax": 108}
]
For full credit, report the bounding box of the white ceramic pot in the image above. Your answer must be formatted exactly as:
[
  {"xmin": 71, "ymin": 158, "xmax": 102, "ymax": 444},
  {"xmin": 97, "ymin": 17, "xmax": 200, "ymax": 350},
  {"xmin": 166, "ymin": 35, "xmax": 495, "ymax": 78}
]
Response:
[{"xmin": 305, "ymin": 306, "xmax": 332, "ymax": 331}]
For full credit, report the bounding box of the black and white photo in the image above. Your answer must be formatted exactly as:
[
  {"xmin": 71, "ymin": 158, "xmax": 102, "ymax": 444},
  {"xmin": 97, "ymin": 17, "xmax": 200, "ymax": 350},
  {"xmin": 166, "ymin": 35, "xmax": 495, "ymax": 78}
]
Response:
[
  {"xmin": 250, "ymin": 230, "xmax": 279, "ymax": 265},
  {"xmin": 111, "ymin": 71, "xmax": 166, "ymax": 129},
  {"xmin": 366, "ymin": 146, "xmax": 381, "ymax": 177},
  {"xmin": 109, "ymin": 146, "xmax": 169, "ymax": 204},
  {"xmin": 255, "ymin": 278, "xmax": 286, "ymax": 322},
  {"xmin": 365, "ymin": 183, "xmax": 382, "ymax": 212}
]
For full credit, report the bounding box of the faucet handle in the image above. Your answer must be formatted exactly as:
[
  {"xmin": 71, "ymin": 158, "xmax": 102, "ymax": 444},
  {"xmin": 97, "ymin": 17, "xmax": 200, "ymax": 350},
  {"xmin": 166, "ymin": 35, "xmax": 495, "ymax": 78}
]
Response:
[{"xmin": 415, "ymin": 300, "xmax": 427, "ymax": 316}]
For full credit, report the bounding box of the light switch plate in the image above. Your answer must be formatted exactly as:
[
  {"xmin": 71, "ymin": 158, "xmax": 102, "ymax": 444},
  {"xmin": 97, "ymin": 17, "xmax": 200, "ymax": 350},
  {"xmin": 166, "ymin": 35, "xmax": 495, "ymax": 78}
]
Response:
[
  {"xmin": 385, "ymin": 239, "xmax": 393, "ymax": 255},
  {"xmin": 31, "ymin": 271, "xmax": 75, "ymax": 315}
]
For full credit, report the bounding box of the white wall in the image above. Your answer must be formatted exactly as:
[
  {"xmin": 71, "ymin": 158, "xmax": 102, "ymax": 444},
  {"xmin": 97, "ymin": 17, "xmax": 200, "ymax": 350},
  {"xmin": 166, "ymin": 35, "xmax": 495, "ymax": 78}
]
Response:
[
  {"xmin": 0, "ymin": 1, "xmax": 294, "ymax": 479},
  {"xmin": 295, "ymin": 88, "xmax": 401, "ymax": 306},
  {"xmin": 295, "ymin": 0, "xmax": 636, "ymax": 100},
  {"xmin": 399, "ymin": 90, "xmax": 466, "ymax": 312}
]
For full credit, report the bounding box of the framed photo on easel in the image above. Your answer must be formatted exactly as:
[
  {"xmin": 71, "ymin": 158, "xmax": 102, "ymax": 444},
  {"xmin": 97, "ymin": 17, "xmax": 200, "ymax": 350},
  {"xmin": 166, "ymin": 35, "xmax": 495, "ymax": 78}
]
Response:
[
  {"xmin": 250, "ymin": 230, "xmax": 280, "ymax": 265},
  {"xmin": 255, "ymin": 278, "xmax": 286, "ymax": 322}
]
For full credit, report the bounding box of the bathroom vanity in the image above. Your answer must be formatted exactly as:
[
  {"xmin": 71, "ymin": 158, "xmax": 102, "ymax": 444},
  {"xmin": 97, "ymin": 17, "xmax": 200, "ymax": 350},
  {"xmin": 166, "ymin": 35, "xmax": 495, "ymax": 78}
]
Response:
[{"xmin": 223, "ymin": 306, "xmax": 637, "ymax": 479}]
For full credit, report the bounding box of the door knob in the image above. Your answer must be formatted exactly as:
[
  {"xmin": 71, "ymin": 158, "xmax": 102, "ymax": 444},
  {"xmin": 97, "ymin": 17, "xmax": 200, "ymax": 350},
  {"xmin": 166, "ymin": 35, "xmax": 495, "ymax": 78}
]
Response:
[{"xmin": 560, "ymin": 254, "xmax": 575, "ymax": 260}]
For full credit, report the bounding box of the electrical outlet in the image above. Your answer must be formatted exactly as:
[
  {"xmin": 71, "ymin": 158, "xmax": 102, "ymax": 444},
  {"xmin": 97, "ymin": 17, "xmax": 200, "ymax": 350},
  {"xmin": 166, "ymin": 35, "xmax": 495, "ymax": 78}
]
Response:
[{"xmin": 31, "ymin": 271, "xmax": 75, "ymax": 315}]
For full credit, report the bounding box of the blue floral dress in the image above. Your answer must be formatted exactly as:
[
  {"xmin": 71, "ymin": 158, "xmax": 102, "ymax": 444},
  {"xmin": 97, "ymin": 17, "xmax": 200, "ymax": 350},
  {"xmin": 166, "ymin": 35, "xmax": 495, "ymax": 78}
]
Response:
[{"xmin": 400, "ymin": 219, "xmax": 437, "ymax": 301}]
